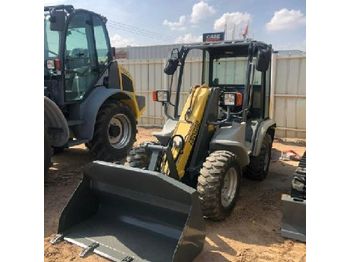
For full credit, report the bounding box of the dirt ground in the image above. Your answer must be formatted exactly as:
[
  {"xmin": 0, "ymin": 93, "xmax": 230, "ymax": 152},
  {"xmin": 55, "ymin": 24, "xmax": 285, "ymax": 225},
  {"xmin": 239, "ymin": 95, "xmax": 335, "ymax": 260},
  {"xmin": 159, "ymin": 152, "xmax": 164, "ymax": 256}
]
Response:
[{"xmin": 44, "ymin": 128, "xmax": 306, "ymax": 262}]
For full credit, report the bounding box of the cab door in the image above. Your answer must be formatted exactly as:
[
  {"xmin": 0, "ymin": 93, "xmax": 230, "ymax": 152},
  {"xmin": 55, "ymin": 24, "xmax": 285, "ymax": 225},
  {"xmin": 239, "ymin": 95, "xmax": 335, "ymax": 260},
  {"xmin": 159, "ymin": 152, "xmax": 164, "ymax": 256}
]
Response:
[
  {"xmin": 64, "ymin": 11, "xmax": 99, "ymax": 102},
  {"xmin": 92, "ymin": 15, "xmax": 111, "ymax": 74}
]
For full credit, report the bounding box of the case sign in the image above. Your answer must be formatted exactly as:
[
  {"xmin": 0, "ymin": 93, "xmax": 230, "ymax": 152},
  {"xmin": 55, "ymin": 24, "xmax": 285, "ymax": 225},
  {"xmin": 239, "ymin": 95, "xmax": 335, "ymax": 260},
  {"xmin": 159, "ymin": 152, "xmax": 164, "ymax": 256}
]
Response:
[{"xmin": 203, "ymin": 32, "xmax": 225, "ymax": 43}]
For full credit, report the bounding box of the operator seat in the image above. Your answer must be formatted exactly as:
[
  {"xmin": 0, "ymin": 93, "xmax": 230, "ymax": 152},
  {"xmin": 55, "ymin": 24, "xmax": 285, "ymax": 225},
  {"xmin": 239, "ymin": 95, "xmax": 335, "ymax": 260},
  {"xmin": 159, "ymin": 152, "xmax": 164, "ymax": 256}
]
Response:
[{"xmin": 153, "ymin": 119, "xmax": 178, "ymax": 145}]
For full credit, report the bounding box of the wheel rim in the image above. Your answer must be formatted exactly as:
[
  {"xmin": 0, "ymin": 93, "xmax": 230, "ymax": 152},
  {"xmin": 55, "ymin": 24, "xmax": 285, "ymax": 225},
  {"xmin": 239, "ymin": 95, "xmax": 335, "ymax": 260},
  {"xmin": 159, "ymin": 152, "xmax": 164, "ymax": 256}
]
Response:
[
  {"xmin": 221, "ymin": 167, "xmax": 238, "ymax": 208},
  {"xmin": 107, "ymin": 113, "xmax": 132, "ymax": 149}
]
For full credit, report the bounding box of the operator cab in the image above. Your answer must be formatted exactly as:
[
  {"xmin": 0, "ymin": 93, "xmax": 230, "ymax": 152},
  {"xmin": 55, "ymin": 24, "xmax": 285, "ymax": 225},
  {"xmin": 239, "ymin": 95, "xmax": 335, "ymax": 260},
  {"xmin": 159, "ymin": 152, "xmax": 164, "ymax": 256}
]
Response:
[
  {"xmin": 44, "ymin": 5, "xmax": 114, "ymax": 106},
  {"xmin": 203, "ymin": 43, "xmax": 272, "ymax": 147},
  {"xmin": 209, "ymin": 46, "xmax": 261, "ymax": 119},
  {"xmin": 156, "ymin": 40, "xmax": 272, "ymax": 148}
]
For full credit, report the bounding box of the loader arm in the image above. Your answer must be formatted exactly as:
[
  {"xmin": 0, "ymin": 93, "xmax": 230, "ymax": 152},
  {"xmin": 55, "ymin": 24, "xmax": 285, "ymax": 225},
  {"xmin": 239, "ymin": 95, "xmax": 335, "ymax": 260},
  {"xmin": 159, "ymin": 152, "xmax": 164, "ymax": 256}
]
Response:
[{"xmin": 161, "ymin": 84, "xmax": 211, "ymax": 178}]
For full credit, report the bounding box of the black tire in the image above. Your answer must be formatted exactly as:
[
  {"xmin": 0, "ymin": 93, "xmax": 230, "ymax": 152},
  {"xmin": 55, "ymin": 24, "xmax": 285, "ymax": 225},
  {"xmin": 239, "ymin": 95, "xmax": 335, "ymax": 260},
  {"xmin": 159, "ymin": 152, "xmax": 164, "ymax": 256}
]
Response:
[
  {"xmin": 90, "ymin": 101, "xmax": 136, "ymax": 161},
  {"xmin": 125, "ymin": 142, "xmax": 161, "ymax": 170},
  {"xmin": 53, "ymin": 146, "xmax": 65, "ymax": 154},
  {"xmin": 245, "ymin": 134, "xmax": 272, "ymax": 181},
  {"xmin": 197, "ymin": 150, "xmax": 242, "ymax": 221},
  {"xmin": 44, "ymin": 129, "xmax": 51, "ymax": 176},
  {"xmin": 85, "ymin": 142, "xmax": 92, "ymax": 150}
]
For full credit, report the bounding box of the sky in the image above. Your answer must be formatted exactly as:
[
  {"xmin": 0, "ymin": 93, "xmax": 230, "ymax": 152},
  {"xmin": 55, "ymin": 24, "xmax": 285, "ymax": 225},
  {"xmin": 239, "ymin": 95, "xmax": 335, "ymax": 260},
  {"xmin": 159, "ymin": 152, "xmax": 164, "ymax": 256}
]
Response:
[{"xmin": 44, "ymin": 0, "xmax": 306, "ymax": 51}]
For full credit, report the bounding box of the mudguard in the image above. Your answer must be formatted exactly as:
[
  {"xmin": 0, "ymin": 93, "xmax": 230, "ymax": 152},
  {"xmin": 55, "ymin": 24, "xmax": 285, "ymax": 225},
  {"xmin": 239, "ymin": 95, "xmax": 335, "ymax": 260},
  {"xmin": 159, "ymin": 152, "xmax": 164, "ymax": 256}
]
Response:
[
  {"xmin": 210, "ymin": 122, "xmax": 250, "ymax": 167},
  {"xmin": 55, "ymin": 161, "xmax": 205, "ymax": 262},
  {"xmin": 251, "ymin": 119, "xmax": 276, "ymax": 156},
  {"xmin": 70, "ymin": 87, "xmax": 138, "ymax": 140}
]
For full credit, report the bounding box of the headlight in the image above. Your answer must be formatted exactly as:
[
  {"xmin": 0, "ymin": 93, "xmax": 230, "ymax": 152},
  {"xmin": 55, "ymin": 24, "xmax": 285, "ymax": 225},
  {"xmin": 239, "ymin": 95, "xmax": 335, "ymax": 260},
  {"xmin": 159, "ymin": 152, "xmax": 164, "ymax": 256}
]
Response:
[
  {"xmin": 152, "ymin": 90, "xmax": 170, "ymax": 102},
  {"xmin": 223, "ymin": 92, "xmax": 236, "ymax": 106},
  {"xmin": 223, "ymin": 92, "xmax": 243, "ymax": 107}
]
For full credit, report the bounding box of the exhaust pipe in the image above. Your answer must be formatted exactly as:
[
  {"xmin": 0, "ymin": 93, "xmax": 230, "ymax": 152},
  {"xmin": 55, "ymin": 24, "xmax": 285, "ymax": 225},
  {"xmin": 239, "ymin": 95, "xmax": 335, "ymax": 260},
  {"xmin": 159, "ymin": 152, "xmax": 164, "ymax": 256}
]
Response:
[{"xmin": 54, "ymin": 161, "xmax": 205, "ymax": 262}]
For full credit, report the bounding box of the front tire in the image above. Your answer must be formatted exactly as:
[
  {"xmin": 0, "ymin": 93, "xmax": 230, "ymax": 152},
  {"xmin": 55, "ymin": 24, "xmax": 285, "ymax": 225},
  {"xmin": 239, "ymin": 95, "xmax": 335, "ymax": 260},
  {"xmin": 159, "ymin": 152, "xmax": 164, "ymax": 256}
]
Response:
[
  {"xmin": 245, "ymin": 134, "xmax": 272, "ymax": 181},
  {"xmin": 197, "ymin": 150, "xmax": 241, "ymax": 221},
  {"xmin": 90, "ymin": 101, "xmax": 136, "ymax": 161},
  {"xmin": 125, "ymin": 142, "xmax": 160, "ymax": 170}
]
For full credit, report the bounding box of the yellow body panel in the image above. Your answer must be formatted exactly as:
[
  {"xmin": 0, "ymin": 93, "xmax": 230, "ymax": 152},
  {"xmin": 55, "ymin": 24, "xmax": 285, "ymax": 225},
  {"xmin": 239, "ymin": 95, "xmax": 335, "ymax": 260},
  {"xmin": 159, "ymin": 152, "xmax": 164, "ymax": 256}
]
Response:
[
  {"xmin": 118, "ymin": 64, "xmax": 145, "ymax": 119},
  {"xmin": 162, "ymin": 84, "xmax": 211, "ymax": 178}
]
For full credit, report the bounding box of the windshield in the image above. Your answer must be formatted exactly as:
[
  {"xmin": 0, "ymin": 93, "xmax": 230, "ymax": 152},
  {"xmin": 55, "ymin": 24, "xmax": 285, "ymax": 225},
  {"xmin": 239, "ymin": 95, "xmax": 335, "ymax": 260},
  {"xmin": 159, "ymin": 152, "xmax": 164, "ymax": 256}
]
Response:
[
  {"xmin": 44, "ymin": 15, "xmax": 60, "ymax": 60},
  {"xmin": 211, "ymin": 56, "xmax": 261, "ymax": 86}
]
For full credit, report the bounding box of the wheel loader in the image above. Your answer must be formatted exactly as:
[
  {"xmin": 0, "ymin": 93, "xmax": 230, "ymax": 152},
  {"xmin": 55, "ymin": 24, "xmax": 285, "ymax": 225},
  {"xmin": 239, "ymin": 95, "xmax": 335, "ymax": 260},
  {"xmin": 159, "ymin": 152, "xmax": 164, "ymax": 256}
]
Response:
[
  {"xmin": 44, "ymin": 5, "xmax": 145, "ymax": 176},
  {"xmin": 53, "ymin": 40, "xmax": 276, "ymax": 261}
]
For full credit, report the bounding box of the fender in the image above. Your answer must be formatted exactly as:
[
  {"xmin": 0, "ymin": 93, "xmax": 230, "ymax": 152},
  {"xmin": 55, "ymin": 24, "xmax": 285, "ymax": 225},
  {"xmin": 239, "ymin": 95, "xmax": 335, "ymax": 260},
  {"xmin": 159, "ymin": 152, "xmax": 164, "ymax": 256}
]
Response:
[
  {"xmin": 119, "ymin": 90, "xmax": 145, "ymax": 119},
  {"xmin": 209, "ymin": 122, "xmax": 250, "ymax": 167},
  {"xmin": 251, "ymin": 118, "xmax": 276, "ymax": 156},
  {"xmin": 44, "ymin": 96, "xmax": 69, "ymax": 147},
  {"xmin": 71, "ymin": 87, "xmax": 136, "ymax": 140}
]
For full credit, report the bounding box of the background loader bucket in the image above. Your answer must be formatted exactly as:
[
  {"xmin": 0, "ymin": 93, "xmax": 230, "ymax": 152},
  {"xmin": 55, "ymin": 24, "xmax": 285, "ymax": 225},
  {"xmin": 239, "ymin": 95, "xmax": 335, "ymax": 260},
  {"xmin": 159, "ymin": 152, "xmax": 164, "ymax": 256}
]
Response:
[{"xmin": 56, "ymin": 161, "xmax": 205, "ymax": 262}]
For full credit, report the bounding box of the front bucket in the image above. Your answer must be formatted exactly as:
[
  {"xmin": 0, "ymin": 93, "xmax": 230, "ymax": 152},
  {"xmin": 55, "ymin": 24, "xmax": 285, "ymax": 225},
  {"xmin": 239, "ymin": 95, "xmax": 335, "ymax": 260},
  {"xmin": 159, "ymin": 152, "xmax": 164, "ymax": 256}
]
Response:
[{"xmin": 56, "ymin": 161, "xmax": 205, "ymax": 262}]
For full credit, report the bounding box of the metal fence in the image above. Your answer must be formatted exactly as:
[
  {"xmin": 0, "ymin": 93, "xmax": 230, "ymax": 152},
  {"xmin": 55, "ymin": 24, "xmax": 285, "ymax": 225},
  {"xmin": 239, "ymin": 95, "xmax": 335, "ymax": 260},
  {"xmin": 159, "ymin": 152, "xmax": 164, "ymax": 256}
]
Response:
[
  {"xmin": 271, "ymin": 54, "xmax": 306, "ymax": 138},
  {"xmin": 119, "ymin": 52, "xmax": 306, "ymax": 139}
]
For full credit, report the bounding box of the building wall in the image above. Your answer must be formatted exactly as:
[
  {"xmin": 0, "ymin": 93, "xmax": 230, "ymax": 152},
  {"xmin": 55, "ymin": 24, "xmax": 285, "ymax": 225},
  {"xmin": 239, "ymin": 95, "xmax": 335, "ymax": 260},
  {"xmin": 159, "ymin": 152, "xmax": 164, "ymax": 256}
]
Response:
[{"xmin": 119, "ymin": 51, "xmax": 306, "ymax": 139}]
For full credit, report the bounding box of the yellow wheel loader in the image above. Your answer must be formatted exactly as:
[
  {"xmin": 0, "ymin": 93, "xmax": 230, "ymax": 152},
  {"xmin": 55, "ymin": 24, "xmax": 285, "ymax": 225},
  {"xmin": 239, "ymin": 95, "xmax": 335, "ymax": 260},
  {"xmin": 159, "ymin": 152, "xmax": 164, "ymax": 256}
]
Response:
[
  {"xmin": 53, "ymin": 40, "xmax": 276, "ymax": 261},
  {"xmin": 44, "ymin": 5, "xmax": 145, "ymax": 176}
]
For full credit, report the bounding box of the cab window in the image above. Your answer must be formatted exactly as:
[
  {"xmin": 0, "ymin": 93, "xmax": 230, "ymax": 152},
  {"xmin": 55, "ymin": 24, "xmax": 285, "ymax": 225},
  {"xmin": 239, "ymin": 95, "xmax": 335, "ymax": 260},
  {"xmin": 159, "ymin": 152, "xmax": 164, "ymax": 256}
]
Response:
[{"xmin": 93, "ymin": 16, "xmax": 110, "ymax": 70}]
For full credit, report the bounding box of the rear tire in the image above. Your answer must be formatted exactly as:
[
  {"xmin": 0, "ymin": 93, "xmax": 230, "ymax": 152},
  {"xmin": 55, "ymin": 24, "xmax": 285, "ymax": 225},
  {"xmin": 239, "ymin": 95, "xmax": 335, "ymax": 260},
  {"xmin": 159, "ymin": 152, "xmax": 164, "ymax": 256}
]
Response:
[
  {"xmin": 197, "ymin": 150, "xmax": 241, "ymax": 221},
  {"xmin": 44, "ymin": 129, "xmax": 51, "ymax": 176},
  {"xmin": 53, "ymin": 146, "xmax": 65, "ymax": 154},
  {"xmin": 125, "ymin": 142, "xmax": 159, "ymax": 170},
  {"xmin": 90, "ymin": 101, "xmax": 136, "ymax": 161},
  {"xmin": 245, "ymin": 134, "xmax": 272, "ymax": 181}
]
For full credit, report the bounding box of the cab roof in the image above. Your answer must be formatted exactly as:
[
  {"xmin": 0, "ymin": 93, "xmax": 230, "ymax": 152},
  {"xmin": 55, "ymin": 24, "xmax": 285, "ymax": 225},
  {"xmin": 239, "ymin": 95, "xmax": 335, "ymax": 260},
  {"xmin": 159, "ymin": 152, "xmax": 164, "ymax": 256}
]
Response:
[
  {"xmin": 181, "ymin": 39, "xmax": 272, "ymax": 57},
  {"xmin": 44, "ymin": 5, "xmax": 107, "ymax": 22}
]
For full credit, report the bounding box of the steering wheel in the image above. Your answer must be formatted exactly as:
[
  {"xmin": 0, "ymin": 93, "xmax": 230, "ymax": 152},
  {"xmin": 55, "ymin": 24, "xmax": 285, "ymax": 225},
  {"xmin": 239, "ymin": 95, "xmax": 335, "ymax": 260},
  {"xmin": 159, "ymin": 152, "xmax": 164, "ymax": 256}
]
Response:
[{"xmin": 71, "ymin": 66, "xmax": 91, "ymax": 76}]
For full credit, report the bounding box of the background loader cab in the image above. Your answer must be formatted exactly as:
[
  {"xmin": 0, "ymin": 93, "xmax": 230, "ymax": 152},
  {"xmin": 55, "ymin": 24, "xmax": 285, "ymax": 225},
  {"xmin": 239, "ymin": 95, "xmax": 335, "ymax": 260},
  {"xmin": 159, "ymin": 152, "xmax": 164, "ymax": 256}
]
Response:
[
  {"xmin": 44, "ymin": 5, "xmax": 145, "ymax": 175},
  {"xmin": 127, "ymin": 40, "xmax": 276, "ymax": 219}
]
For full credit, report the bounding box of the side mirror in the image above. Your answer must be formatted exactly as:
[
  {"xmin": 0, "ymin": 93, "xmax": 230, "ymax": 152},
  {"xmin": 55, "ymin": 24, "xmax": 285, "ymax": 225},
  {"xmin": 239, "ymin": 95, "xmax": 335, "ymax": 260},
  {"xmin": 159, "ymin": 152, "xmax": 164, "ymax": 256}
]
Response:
[
  {"xmin": 111, "ymin": 47, "xmax": 116, "ymax": 60},
  {"xmin": 164, "ymin": 59, "xmax": 178, "ymax": 75},
  {"xmin": 50, "ymin": 10, "xmax": 66, "ymax": 31},
  {"xmin": 152, "ymin": 90, "xmax": 170, "ymax": 103},
  {"xmin": 256, "ymin": 48, "xmax": 271, "ymax": 72},
  {"xmin": 164, "ymin": 48, "xmax": 180, "ymax": 75}
]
